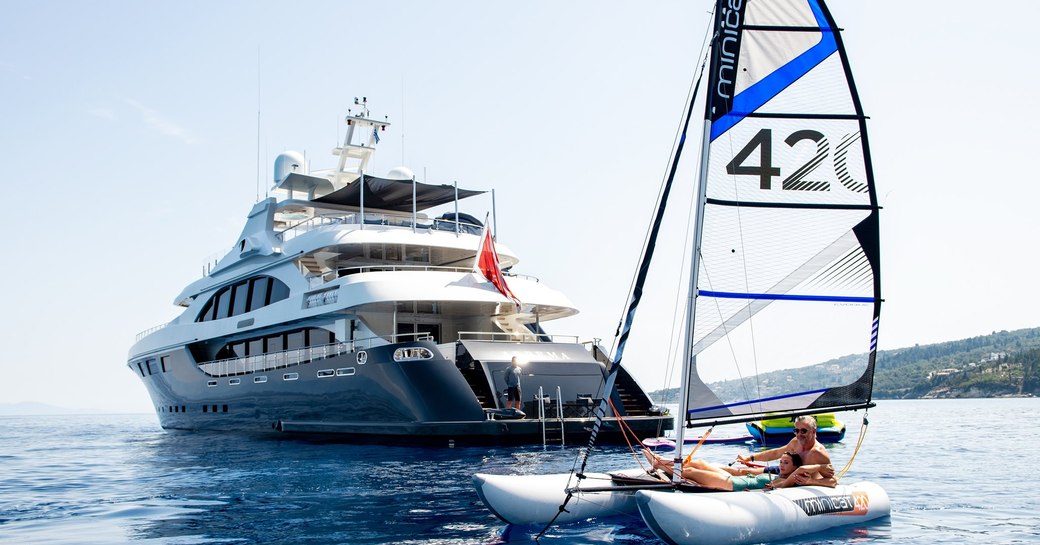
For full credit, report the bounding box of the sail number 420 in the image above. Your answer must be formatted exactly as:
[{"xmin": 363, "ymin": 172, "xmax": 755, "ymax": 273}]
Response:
[{"xmin": 725, "ymin": 128, "xmax": 863, "ymax": 193}]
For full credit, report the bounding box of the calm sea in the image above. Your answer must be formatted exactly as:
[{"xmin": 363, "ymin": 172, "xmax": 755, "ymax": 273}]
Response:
[{"xmin": 1, "ymin": 398, "xmax": 1037, "ymax": 544}]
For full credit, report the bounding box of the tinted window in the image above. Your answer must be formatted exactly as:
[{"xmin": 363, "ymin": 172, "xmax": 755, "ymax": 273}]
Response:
[
  {"xmin": 309, "ymin": 329, "xmax": 334, "ymax": 346},
  {"xmin": 249, "ymin": 277, "xmax": 270, "ymax": 311},
  {"xmin": 197, "ymin": 298, "xmax": 214, "ymax": 322},
  {"xmin": 287, "ymin": 330, "xmax": 306, "ymax": 350},
  {"xmin": 267, "ymin": 333, "xmax": 284, "ymax": 353},
  {"xmin": 215, "ymin": 288, "xmax": 232, "ymax": 319},
  {"xmin": 232, "ymin": 282, "xmax": 250, "ymax": 316},
  {"xmin": 268, "ymin": 279, "xmax": 289, "ymax": 305},
  {"xmin": 248, "ymin": 338, "xmax": 264, "ymax": 356}
]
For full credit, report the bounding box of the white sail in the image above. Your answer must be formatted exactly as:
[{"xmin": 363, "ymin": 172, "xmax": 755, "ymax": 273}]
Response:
[{"xmin": 684, "ymin": 0, "xmax": 881, "ymax": 424}]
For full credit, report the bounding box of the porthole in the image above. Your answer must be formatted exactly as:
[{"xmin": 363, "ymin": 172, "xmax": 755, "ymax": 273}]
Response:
[
  {"xmin": 207, "ymin": 380, "xmax": 217, "ymax": 387},
  {"xmin": 317, "ymin": 369, "xmax": 335, "ymax": 378},
  {"xmin": 394, "ymin": 347, "xmax": 434, "ymax": 362},
  {"xmin": 336, "ymin": 367, "xmax": 355, "ymax": 376},
  {"xmin": 283, "ymin": 372, "xmax": 299, "ymax": 381},
  {"xmin": 254, "ymin": 376, "xmax": 268, "ymax": 383},
  {"xmin": 356, "ymin": 351, "xmax": 368, "ymax": 364},
  {"xmin": 229, "ymin": 378, "xmax": 241, "ymax": 385}
]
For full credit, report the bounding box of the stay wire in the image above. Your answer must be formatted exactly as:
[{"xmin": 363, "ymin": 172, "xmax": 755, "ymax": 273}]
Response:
[{"xmin": 835, "ymin": 410, "xmax": 870, "ymax": 481}]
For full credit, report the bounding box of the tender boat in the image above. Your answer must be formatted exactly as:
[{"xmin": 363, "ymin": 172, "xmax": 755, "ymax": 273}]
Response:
[
  {"xmin": 127, "ymin": 101, "xmax": 671, "ymax": 444},
  {"xmin": 746, "ymin": 413, "xmax": 846, "ymax": 446}
]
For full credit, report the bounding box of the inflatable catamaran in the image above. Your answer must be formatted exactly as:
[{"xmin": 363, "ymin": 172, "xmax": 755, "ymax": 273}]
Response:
[{"xmin": 475, "ymin": 0, "xmax": 891, "ymax": 542}]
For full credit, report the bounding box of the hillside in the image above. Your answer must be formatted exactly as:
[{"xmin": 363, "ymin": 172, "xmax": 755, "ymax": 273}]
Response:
[{"xmin": 649, "ymin": 327, "xmax": 1040, "ymax": 403}]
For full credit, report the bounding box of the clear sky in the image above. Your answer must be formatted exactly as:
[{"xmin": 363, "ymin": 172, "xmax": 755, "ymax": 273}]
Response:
[{"xmin": 2, "ymin": 1, "xmax": 1038, "ymax": 414}]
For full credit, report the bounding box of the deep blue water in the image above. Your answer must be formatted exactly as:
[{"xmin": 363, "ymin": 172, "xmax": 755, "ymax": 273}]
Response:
[{"xmin": 1, "ymin": 398, "xmax": 1037, "ymax": 544}]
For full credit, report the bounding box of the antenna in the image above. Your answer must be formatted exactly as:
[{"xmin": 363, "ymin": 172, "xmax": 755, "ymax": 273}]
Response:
[
  {"xmin": 401, "ymin": 75, "xmax": 406, "ymax": 165},
  {"xmin": 255, "ymin": 46, "xmax": 261, "ymax": 203}
]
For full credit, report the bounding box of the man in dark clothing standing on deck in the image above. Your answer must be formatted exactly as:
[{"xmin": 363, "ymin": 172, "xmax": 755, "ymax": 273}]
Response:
[{"xmin": 505, "ymin": 356, "xmax": 523, "ymax": 412}]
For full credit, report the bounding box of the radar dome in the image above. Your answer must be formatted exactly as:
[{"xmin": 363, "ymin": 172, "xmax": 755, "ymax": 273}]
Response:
[
  {"xmin": 273, "ymin": 151, "xmax": 307, "ymax": 184},
  {"xmin": 385, "ymin": 166, "xmax": 415, "ymax": 180}
]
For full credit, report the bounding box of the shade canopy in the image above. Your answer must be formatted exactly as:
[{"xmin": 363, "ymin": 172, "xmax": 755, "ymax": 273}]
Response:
[{"xmin": 313, "ymin": 175, "xmax": 485, "ymax": 212}]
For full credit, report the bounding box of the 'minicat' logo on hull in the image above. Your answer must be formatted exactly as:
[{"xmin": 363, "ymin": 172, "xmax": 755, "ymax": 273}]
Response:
[{"xmin": 792, "ymin": 490, "xmax": 869, "ymax": 517}]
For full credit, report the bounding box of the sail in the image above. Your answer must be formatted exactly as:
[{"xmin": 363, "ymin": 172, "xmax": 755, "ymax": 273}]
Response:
[{"xmin": 685, "ymin": 0, "xmax": 880, "ymax": 424}]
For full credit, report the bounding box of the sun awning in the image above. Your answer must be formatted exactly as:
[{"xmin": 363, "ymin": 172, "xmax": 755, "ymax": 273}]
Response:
[{"xmin": 313, "ymin": 175, "xmax": 485, "ymax": 212}]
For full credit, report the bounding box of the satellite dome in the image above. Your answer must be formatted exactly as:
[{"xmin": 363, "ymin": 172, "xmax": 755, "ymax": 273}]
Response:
[
  {"xmin": 273, "ymin": 151, "xmax": 307, "ymax": 184},
  {"xmin": 385, "ymin": 166, "xmax": 415, "ymax": 180}
]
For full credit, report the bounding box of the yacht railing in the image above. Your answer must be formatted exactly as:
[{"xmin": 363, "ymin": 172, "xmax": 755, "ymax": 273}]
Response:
[
  {"xmin": 456, "ymin": 331, "xmax": 580, "ymax": 344},
  {"xmin": 307, "ymin": 265, "xmax": 539, "ymax": 288},
  {"xmin": 135, "ymin": 323, "xmax": 169, "ymax": 342},
  {"xmin": 198, "ymin": 333, "xmax": 432, "ymax": 377},
  {"xmin": 278, "ymin": 212, "xmax": 482, "ymax": 242}
]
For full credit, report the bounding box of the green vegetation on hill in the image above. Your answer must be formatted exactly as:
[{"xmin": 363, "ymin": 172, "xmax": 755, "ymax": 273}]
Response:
[{"xmin": 649, "ymin": 327, "xmax": 1040, "ymax": 403}]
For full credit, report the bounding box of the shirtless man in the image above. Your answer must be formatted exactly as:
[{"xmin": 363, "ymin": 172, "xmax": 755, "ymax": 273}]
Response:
[{"xmin": 735, "ymin": 415, "xmax": 837, "ymax": 487}]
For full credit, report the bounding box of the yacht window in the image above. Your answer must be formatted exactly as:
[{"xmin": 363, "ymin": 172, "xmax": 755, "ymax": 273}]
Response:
[
  {"xmin": 232, "ymin": 282, "xmax": 250, "ymax": 316},
  {"xmin": 247, "ymin": 338, "xmax": 264, "ymax": 356},
  {"xmin": 404, "ymin": 245, "xmax": 430, "ymax": 263},
  {"xmin": 309, "ymin": 329, "xmax": 334, "ymax": 347},
  {"xmin": 231, "ymin": 342, "xmax": 248, "ymax": 358},
  {"xmin": 287, "ymin": 330, "xmax": 306, "ymax": 350},
  {"xmin": 160, "ymin": 356, "xmax": 169, "ymax": 372},
  {"xmin": 249, "ymin": 277, "xmax": 270, "ymax": 311},
  {"xmin": 267, "ymin": 333, "xmax": 284, "ymax": 353},
  {"xmin": 268, "ymin": 279, "xmax": 289, "ymax": 305},
  {"xmin": 197, "ymin": 299, "xmax": 214, "ymax": 322},
  {"xmin": 194, "ymin": 275, "xmax": 287, "ymax": 323},
  {"xmin": 215, "ymin": 288, "xmax": 232, "ymax": 320}
]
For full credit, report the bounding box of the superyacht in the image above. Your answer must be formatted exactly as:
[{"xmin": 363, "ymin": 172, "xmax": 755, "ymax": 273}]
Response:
[{"xmin": 127, "ymin": 102, "xmax": 671, "ymax": 444}]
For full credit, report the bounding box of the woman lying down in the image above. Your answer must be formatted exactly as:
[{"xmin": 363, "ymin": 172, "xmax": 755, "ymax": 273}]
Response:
[{"xmin": 641, "ymin": 448, "xmax": 837, "ymax": 491}]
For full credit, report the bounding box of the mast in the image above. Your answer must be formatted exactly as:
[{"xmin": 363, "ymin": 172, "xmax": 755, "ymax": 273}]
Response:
[
  {"xmin": 674, "ymin": 119, "xmax": 713, "ymax": 473},
  {"xmin": 673, "ymin": 0, "xmax": 730, "ymax": 473}
]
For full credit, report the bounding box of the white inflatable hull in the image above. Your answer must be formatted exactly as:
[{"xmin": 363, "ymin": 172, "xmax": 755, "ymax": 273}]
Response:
[
  {"xmin": 473, "ymin": 470, "xmax": 659, "ymax": 525},
  {"xmin": 636, "ymin": 481, "xmax": 891, "ymax": 545}
]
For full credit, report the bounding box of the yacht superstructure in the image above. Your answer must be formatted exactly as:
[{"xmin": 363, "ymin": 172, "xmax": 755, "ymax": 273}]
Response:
[{"xmin": 127, "ymin": 104, "xmax": 671, "ymax": 444}]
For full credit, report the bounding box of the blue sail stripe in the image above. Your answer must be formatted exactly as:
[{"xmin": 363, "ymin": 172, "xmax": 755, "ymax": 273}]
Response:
[
  {"xmin": 710, "ymin": 0, "xmax": 836, "ymax": 141},
  {"xmin": 687, "ymin": 388, "xmax": 829, "ymax": 415},
  {"xmin": 698, "ymin": 290, "xmax": 874, "ymax": 303}
]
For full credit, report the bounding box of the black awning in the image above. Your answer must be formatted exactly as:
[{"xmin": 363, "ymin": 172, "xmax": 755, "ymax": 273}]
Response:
[{"xmin": 313, "ymin": 175, "xmax": 485, "ymax": 212}]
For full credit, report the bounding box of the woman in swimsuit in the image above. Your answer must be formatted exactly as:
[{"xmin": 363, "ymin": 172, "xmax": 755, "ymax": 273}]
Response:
[{"xmin": 642, "ymin": 449, "xmax": 807, "ymax": 491}]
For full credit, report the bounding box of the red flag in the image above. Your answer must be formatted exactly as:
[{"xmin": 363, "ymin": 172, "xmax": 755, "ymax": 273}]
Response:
[{"xmin": 475, "ymin": 226, "xmax": 520, "ymax": 305}]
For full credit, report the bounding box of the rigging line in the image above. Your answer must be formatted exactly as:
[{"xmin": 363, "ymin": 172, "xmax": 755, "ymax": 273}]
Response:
[
  {"xmin": 697, "ymin": 255, "xmax": 756, "ymax": 407},
  {"xmin": 682, "ymin": 426, "xmax": 713, "ymax": 465},
  {"xmin": 730, "ymin": 139, "xmax": 765, "ymax": 408},
  {"xmin": 705, "ymin": 133, "xmax": 759, "ymax": 407},
  {"xmin": 610, "ymin": 65, "xmax": 701, "ymax": 359},
  {"xmin": 661, "ymin": 161, "xmax": 700, "ymax": 394},
  {"xmin": 835, "ymin": 410, "xmax": 869, "ymax": 481},
  {"xmin": 608, "ymin": 10, "xmax": 716, "ymax": 359},
  {"xmin": 607, "ymin": 397, "xmax": 647, "ymax": 469}
]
